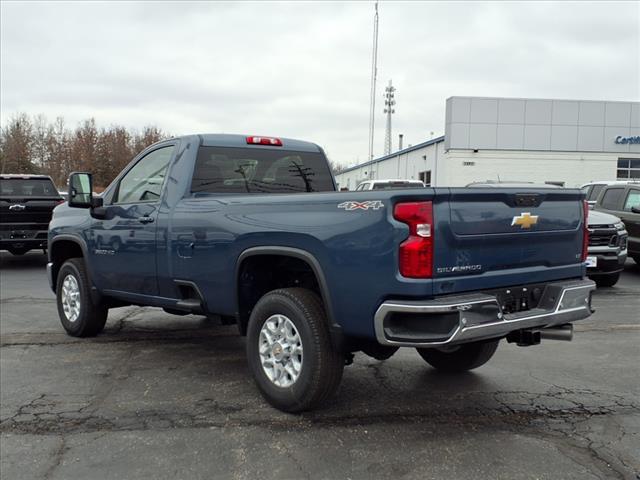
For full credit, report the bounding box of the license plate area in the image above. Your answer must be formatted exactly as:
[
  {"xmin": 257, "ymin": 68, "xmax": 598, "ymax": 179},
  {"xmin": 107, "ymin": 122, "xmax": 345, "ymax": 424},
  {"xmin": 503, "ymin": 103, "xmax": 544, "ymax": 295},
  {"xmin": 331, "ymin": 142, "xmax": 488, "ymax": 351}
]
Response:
[{"xmin": 483, "ymin": 283, "xmax": 547, "ymax": 314}]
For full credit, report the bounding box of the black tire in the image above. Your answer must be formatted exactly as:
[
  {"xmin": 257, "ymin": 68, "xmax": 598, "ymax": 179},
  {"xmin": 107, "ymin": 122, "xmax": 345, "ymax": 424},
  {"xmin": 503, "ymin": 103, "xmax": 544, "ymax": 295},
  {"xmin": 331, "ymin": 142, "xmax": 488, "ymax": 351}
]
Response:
[
  {"xmin": 246, "ymin": 288, "xmax": 344, "ymax": 413},
  {"xmin": 594, "ymin": 272, "xmax": 620, "ymax": 288},
  {"xmin": 416, "ymin": 339, "xmax": 499, "ymax": 373},
  {"xmin": 361, "ymin": 344, "xmax": 399, "ymax": 361},
  {"xmin": 56, "ymin": 258, "xmax": 108, "ymax": 337},
  {"xmin": 633, "ymin": 255, "xmax": 640, "ymax": 265},
  {"xmin": 7, "ymin": 247, "xmax": 29, "ymax": 255}
]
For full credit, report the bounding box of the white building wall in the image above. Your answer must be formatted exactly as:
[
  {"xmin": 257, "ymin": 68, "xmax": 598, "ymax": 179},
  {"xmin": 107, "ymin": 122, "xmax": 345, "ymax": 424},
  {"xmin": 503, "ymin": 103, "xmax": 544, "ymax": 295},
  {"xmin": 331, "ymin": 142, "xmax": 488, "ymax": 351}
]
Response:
[
  {"xmin": 335, "ymin": 140, "xmax": 443, "ymax": 190},
  {"xmin": 440, "ymin": 149, "xmax": 640, "ymax": 187}
]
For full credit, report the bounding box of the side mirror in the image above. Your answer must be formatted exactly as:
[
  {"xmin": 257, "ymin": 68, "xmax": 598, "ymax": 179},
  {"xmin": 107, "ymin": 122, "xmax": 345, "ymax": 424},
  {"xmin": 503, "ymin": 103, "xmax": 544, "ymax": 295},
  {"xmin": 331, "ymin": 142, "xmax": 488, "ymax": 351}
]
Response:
[
  {"xmin": 68, "ymin": 172, "xmax": 94, "ymax": 208},
  {"xmin": 632, "ymin": 206, "xmax": 640, "ymax": 214}
]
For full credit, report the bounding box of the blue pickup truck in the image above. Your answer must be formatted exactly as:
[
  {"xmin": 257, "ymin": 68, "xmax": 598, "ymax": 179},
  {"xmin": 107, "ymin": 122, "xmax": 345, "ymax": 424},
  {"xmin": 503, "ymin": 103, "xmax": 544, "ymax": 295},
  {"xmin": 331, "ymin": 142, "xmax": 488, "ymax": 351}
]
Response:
[{"xmin": 48, "ymin": 134, "xmax": 595, "ymax": 412}]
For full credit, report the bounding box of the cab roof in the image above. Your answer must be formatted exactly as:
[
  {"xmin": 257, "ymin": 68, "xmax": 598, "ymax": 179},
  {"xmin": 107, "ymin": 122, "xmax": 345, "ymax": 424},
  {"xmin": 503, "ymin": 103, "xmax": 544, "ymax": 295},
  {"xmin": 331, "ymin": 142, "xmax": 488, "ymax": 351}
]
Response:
[{"xmin": 0, "ymin": 174, "xmax": 54, "ymax": 180}]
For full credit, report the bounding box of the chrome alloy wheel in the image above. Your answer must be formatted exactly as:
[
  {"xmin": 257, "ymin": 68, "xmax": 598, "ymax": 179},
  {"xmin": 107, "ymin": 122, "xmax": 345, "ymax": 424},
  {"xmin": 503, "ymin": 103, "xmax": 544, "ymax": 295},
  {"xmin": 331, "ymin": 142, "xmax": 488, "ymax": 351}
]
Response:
[
  {"xmin": 259, "ymin": 314, "xmax": 303, "ymax": 388},
  {"xmin": 61, "ymin": 274, "xmax": 81, "ymax": 323}
]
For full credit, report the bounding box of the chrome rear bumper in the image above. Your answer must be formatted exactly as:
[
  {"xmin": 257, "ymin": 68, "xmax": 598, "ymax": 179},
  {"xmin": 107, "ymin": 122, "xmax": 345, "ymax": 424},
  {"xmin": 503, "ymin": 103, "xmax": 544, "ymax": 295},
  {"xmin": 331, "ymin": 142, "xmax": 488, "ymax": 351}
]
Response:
[{"xmin": 374, "ymin": 279, "xmax": 595, "ymax": 347}]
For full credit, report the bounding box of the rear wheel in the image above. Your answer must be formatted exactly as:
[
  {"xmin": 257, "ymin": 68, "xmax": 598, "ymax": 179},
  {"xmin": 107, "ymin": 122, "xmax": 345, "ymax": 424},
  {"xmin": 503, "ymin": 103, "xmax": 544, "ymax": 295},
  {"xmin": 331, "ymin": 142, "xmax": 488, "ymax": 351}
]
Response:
[
  {"xmin": 593, "ymin": 272, "xmax": 620, "ymax": 288},
  {"xmin": 246, "ymin": 288, "xmax": 344, "ymax": 412},
  {"xmin": 56, "ymin": 258, "xmax": 108, "ymax": 337},
  {"xmin": 416, "ymin": 339, "xmax": 499, "ymax": 373}
]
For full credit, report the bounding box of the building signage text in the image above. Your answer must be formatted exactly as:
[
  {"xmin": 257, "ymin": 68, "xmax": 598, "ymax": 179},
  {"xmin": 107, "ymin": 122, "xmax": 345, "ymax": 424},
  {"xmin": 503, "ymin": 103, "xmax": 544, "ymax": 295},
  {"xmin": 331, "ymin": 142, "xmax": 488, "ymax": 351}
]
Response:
[{"xmin": 615, "ymin": 135, "xmax": 640, "ymax": 145}]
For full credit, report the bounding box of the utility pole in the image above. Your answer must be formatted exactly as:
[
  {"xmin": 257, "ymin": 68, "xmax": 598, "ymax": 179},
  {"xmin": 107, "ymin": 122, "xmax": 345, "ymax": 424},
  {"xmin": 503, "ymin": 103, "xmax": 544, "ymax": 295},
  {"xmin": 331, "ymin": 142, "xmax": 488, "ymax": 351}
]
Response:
[
  {"xmin": 383, "ymin": 80, "xmax": 395, "ymax": 156},
  {"xmin": 367, "ymin": 1, "xmax": 379, "ymax": 168}
]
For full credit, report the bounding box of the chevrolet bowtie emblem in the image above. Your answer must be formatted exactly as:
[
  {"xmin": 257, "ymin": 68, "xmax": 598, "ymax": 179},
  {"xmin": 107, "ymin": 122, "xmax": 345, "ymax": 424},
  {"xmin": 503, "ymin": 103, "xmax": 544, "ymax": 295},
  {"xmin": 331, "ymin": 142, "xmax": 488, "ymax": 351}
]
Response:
[{"xmin": 511, "ymin": 212, "xmax": 539, "ymax": 229}]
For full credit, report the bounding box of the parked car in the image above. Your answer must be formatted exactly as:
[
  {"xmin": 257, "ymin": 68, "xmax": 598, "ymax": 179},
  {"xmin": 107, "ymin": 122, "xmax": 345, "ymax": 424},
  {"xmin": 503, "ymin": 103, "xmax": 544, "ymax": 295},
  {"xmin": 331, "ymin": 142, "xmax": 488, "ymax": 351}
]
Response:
[
  {"xmin": 593, "ymin": 183, "xmax": 640, "ymax": 265},
  {"xmin": 48, "ymin": 134, "xmax": 595, "ymax": 412},
  {"xmin": 581, "ymin": 180, "xmax": 639, "ymax": 207},
  {"xmin": 1, "ymin": 174, "xmax": 63, "ymax": 255},
  {"xmin": 355, "ymin": 179, "xmax": 425, "ymax": 190},
  {"xmin": 584, "ymin": 210, "xmax": 628, "ymax": 287}
]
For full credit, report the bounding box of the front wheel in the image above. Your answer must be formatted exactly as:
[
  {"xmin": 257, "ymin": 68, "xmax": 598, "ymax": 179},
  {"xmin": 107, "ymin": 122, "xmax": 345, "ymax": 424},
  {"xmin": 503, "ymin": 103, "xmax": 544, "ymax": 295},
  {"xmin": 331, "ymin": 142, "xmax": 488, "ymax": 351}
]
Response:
[
  {"xmin": 633, "ymin": 255, "xmax": 640, "ymax": 265},
  {"xmin": 246, "ymin": 288, "xmax": 344, "ymax": 413},
  {"xmin": 416, "ymin": 339, "xmax": 499, "ymax": 373},
  {"xmin": 56, "ymin": 258, "xmax": 108, "ymax": 337}
]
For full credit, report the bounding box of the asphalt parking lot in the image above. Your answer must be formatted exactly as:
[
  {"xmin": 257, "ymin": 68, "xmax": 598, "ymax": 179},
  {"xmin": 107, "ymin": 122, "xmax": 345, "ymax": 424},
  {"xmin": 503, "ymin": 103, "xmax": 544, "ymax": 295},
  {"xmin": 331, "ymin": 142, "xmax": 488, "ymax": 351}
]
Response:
[{"xmin": 0, "ymin": 252, "xmax": 638, "ymax": 480}]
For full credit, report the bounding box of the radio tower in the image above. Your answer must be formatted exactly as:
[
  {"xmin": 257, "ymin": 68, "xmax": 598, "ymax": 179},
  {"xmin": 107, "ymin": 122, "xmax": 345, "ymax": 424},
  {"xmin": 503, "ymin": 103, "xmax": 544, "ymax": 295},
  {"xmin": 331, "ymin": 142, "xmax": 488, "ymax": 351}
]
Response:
[{"xmin": 383, "ymin": 80, "xmax": 396, "ymax": 156}]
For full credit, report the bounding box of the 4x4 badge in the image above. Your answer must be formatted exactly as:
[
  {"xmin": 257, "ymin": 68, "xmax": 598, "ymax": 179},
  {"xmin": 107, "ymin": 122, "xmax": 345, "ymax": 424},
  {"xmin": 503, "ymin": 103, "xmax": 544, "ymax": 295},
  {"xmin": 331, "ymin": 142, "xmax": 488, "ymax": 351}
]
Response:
[{"xmin": 338, "ymin": 200, "xmax": 384, "ymax": 211}]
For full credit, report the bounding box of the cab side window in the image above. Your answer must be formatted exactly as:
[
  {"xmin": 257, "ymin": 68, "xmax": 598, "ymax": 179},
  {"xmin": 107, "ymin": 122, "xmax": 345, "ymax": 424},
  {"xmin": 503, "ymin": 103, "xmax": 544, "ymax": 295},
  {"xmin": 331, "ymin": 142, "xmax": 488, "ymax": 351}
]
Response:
[
  {"xmin": 588, "ymin": 185, "xmax": 604, "ymax": 201},
  {"xmin": 599, "ymin": 188, "xmax": 624, "ymax": 210},
  {"xmin": 114, "ymin": 146, "xmax": 175, "ymax": 204}
]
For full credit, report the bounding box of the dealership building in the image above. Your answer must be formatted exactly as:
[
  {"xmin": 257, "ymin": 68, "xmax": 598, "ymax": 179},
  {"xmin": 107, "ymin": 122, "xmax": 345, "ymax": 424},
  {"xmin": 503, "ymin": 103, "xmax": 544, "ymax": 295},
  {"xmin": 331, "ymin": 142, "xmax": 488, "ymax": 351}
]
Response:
[{"xmin": 335, "ymin": 96, "xmax": 640, "ymax": 190}]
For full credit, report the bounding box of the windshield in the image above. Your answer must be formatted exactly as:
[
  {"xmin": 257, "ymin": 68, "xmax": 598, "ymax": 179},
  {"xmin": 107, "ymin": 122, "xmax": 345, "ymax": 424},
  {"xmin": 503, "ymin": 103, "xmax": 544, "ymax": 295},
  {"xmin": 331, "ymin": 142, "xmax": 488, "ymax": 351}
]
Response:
[
  {"xmin": 0, "ymin": 178, "xmax": 59, "ymax": 197},
  {"xmin": 191, "ymin": 147, "xmax": 334, "ymax": 194}
]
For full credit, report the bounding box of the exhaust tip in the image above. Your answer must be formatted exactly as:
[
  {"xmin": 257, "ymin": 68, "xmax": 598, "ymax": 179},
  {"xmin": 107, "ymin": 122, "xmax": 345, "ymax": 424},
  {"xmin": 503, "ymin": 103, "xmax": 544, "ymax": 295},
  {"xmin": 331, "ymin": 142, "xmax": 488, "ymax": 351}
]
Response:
[{"xmin": 539, "ymin": 324, "xmax": 573, "ymax": 342}]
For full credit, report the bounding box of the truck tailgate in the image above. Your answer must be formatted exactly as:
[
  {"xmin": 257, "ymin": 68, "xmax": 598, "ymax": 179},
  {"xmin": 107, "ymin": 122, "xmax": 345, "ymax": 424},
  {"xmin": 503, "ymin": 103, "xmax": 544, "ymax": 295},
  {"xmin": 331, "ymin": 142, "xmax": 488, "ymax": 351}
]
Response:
[{"xmin": 432, "ymin": 188, "xmax": 585, "ymax": 294}]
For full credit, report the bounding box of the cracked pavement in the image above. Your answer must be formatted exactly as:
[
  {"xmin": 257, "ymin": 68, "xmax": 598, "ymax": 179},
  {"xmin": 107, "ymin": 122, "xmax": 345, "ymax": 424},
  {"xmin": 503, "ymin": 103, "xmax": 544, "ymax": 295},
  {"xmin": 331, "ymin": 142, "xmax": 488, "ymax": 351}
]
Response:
[{"xmin": 1, "ymin": 252, "xmax": 639, "ymax": 479}]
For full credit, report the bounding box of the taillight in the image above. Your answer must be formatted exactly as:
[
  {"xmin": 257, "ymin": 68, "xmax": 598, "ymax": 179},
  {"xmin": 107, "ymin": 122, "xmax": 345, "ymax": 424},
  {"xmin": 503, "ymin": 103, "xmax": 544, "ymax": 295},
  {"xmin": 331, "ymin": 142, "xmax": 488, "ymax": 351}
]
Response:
[
  {"xmin": 393, "ymin": 201, "xmax": 433, "ymax": 278},
  {"xmin": 581, "ymin": 199, "xmax": 589, "ymax": 262},
  {"xmin": 246, "ymin": 136, "xmax": 283, "ymax": 146}
]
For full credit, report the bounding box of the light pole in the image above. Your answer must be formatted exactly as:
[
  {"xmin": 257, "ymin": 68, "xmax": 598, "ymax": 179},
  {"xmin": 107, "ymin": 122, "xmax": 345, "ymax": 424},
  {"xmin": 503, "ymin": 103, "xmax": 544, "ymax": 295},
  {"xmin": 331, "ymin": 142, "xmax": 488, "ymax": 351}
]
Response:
[{"xmin": 367, "ymin": 1, "xmax": 379, "ymax": 167}]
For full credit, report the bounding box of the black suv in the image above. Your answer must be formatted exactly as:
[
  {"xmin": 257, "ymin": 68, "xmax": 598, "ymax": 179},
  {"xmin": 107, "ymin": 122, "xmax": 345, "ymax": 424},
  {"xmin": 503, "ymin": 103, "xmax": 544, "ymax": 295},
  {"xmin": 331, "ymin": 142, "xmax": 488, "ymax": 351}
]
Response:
[
  {"xmin": 0, "ymin": 175, "xmax": 63, "ymax": 255},
  {"xmin": 594, "ymin": 183, "xmax": 640, "ymax": 265}
]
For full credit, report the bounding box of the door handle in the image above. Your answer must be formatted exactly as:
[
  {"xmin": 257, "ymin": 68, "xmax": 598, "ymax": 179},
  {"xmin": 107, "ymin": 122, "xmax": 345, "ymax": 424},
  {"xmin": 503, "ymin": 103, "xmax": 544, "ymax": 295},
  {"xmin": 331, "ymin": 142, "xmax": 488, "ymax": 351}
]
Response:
[{"xmin": 138, "ymin": 216, "xmax": 154, "ymax": 224}]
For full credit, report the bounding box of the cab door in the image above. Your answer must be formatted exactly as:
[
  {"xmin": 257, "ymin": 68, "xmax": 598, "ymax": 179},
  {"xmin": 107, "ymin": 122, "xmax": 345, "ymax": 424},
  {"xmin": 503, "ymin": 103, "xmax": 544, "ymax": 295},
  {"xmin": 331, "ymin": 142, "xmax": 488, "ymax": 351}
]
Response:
[
  {"xmin": 618, "ymin": 186, "xmax": 640, "ymax": 254},
  {"xmin": 90, "ymin": 144, "xmax": 176, "ymax": 297}
]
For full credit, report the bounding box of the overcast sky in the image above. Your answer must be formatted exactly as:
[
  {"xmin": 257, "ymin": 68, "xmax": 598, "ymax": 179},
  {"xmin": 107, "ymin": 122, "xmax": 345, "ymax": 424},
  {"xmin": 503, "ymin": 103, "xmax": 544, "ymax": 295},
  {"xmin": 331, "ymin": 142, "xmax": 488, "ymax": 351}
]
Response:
[{"xmin": 1, "ymin": 1, "xmax": 639, "ymax": 166}]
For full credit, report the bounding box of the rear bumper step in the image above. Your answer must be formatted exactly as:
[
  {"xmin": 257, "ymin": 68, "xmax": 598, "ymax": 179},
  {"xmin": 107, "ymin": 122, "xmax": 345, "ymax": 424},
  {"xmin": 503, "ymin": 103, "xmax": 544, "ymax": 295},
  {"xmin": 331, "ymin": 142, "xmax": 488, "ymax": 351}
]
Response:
[{"xmin": 374, "ymin": 279, "xmax": 595, "ymax": 347}]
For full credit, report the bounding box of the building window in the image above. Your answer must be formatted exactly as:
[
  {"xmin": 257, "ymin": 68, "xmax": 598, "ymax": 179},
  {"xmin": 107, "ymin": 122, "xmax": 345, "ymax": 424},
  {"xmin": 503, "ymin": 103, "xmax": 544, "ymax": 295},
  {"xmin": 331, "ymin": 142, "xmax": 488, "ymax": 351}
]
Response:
[
  {"xmin": 419, "ymin": 170, "xmax": 432, "ymax": 186},
  {"xmin": 617, "ymin": 158, "xmax": 640, "ymax": 179}
]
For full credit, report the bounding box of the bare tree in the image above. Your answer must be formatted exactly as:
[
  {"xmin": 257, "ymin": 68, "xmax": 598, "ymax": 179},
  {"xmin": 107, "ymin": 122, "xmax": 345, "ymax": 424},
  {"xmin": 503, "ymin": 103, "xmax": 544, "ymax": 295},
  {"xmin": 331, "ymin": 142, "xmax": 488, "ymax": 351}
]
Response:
[
  {"xmin": 0, "ymin": 113, "xmax": 34, "ymax": 173},
  {"xmin": 328, "ymin": 159, "xmax": 344, "ymax": 176},
  {"xmin": 0, "ymin": 113, "xmax": 169, "ymax": 188}
]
